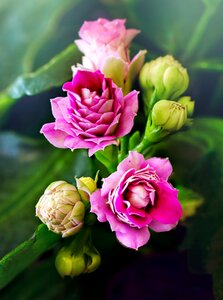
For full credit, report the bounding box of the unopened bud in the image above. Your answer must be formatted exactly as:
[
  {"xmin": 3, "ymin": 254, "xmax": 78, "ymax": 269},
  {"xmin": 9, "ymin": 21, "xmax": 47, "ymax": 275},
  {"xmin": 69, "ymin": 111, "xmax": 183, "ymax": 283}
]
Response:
[
  {"xmin": 140, "ymin": 55, "xmax": 189, "ymax": 101},
  {"xmin": 76, "ymin": 173, "xmax": 98, "ymax": 201},
  {"xmin": 55, "ymin": 247, "xmax": 86, "ymax": 278},
  {"xmin": 55, "ymin": 229, "xmax": 101, "ymax": 278},
  {"xmin": 178, "ymin": 96, "xmax": 195, "ymax": 117},
  {"xmin": 36, "ymin": 181, "xmax": 85, "ymax": 237},
  {"xmin": 84, "ymin": 245, "xmax": 101, "ymax": 273},
  {"xmin": 152, "ymin": 100, "xmax": 187, "ymax": 131},
  {"xmin": 55, "ymin": 247, "xmax": 73, "ymax": 277}
]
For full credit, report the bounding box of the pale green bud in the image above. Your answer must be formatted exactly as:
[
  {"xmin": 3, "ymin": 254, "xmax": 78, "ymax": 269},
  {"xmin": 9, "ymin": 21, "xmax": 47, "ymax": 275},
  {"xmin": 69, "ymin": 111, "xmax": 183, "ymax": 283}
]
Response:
[
  {"xmin": 55, "ymin": 247, "xmax": 86, "ymax": 278},
  {"xmin": 152, "ymin": 100, "xmax": 187, "ymax": 131},
  {"xmin": 55, "ymin": 230, "xmax": 101, "ymax": 278},
  {"xmin": 76, "ymin": 172, "xmax": 99, "ymax": 201},
  {"xmin": 178, "ymin": 96, "xmax": 195, "ymax": 117},
  {"xmin": 36, "ymin": 181, "xmax": 85, "ymax": 237},
  {"xmin": 55, "ymin": 247, "xmax": 73, "ymax": 277},
  {"xmin": 140, "ymin": 55, "xmax": 189, "ymax": 101},
  {"xmin": 84, "ymin": 245, "xmax": 101, "ymax": 273}
]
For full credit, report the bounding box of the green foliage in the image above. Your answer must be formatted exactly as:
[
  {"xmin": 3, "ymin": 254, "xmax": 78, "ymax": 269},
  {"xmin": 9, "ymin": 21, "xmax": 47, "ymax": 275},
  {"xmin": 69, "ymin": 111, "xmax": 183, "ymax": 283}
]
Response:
[
  {"xmin": 0, "ymin": 0, "xmax": 80, "ymax": 91},
  {"xmin": 8, "ymin": 44, "xmax": 81, "ymax": 99},
  {"xmin": 0, "ymin": 224, "xmax": 61, "ymax": 289}
]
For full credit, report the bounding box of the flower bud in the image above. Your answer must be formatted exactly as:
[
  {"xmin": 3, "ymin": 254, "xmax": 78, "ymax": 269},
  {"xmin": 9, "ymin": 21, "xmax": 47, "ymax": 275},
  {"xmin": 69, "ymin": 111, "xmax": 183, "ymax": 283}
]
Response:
[
  {"xmin": 152, "ymin": 100, "xmax": 187, "ymax": 131},
  {"xmin": 36, "ymin": 181, "xmax": 85, "ymax": 237},
  {"xmin": 178, "ymin": 96, "xmax": 195, "ymax": 117},
  {"xmin": 55, "ymin": 247, "xmax": 86, "ymax": 278},
  {"xmin": 84, "ymin": 245, "xmax": 101, "ymax": 273},
  {"xmin": 55, "ymin": 229, "xmax": 101, "ymax": 278},
  {"xmin": 140, "ymin": 55, "xmax": 189, "ymax": 101},
  {"xmin": 76, "ymin": 172, "xmax": 98, "ymax": 202}
]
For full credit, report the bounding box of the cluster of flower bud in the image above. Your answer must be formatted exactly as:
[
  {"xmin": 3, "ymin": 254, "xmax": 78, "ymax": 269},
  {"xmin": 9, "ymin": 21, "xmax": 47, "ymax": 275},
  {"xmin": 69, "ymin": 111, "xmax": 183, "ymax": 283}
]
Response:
[
  {"xmin": 151, "ymin": 97, "xmax": 194, "ymax": 132},
  {"xmin": 55, "ymin": 235, "xmax": 101, "ymax": 278},
  {"xmin": 139, "ymin": 55, "xmax": 194, "ymax": 136},
  {"xmin": 140, "ymin": 55, "xmax": 189, "ymax": 103}
]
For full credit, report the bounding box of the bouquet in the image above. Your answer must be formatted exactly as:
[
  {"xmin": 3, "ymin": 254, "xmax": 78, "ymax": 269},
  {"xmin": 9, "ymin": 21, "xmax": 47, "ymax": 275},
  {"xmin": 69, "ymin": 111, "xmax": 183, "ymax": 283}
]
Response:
[{"xmin": 1, "ymin": 2, "xmax": 223, "ymax": 299}]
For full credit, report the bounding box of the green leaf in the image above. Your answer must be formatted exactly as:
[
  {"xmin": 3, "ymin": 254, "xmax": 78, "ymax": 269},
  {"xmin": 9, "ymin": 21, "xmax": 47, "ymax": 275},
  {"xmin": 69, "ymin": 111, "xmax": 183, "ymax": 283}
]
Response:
[
  {"xmin": 7, "ymin": 44, "xmax": 81, "ymax": 99},
  {"xmin": 0, "ymin": 133, "xmax": 93, "ymax": 258},
  {"xmin": 177, "ymin": 185, "xmax": 204, "ymax": 221},
  {"xmin": 0, "ymin": 0, "xmax": 82, "ymax": 91},
  {"xmin": 94, "ymin": 145, "xmax": 118, "ymax": 173},
  {"xmin": 0, "ymin": 224, "xmax": 61, "ymax": 290}
]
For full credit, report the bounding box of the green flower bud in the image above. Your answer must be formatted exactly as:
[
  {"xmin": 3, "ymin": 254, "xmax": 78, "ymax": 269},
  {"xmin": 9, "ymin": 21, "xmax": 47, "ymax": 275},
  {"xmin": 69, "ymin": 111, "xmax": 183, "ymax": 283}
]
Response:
[
  {"xmin": 152, "ymin": 100, "xmax": 187, "ymax": 131},
  {"xmin": 140, "ymin": 55, "xmax": 189, "ymax": 101},
  {"xmin": 178, "ymin": 96, "xmax": 195, "ymax": 117},
  {"xmin": 84, "ymin": 245, "xmax": 101, "ymax": 273},
  {"xmin": 36, "ymin": 181, "xmax": 85, "ymax": 237},
  {"xmin": 55, "ymin": 246, "xmax": 86, "ymax": 278},
  {"xmin": 55, "ymin": 247, "xmax": 73, "ymax": 277},
  {"xmin": 55, "ymin": 229, "xmax": 101, "ymax": 278}
]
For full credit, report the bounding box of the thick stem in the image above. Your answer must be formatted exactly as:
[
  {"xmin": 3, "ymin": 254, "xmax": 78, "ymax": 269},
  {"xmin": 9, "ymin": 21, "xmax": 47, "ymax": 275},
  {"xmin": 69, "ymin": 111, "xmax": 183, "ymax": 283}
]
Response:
[{"xmin": 0, "ymin": 224, "xmax": 61, "ymax": 290}]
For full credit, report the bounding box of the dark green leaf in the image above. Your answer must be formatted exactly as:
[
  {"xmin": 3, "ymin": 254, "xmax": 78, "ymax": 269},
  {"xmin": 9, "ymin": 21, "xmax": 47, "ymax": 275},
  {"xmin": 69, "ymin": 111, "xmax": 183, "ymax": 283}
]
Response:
[
  {"xmin": 7, "ymin": 44, "xmax": 81, "ymax": 99},
  {"xmin": 0, "ymin": 0, "xmax": 81, "ymax": 91}
]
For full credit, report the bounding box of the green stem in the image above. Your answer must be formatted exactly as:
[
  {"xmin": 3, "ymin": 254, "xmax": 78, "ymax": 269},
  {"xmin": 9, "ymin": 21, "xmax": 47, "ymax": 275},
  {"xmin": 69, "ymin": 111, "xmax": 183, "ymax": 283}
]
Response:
[
  {"xmin": 191, "ymin": 60, "xmax": 223, "ymax": 72},
  {"xmin": 0, "ymin": 93, "xmax": 16, "ymax": 125},
  {"xmin": 183, "ymin": 3, "xmax": 219, "ymax": 61},
  {"xmin": 118, "ymin": 136, "xmax": 129, "ymax": 162},
  {"xmin": 0, "ymin": 224, "xmax": 61, "ymax": 290}
]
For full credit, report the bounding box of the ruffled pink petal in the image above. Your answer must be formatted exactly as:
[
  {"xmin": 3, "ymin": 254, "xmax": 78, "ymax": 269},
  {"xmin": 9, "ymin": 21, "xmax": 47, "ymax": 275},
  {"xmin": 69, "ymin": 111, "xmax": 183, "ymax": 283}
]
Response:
[
  {"xmin": 118, "ymin": 151, "xmax": 145, "ymax": 172},
  {"xmin": 147, "ymin": 157, "xmax": 173, "ymax": 180},
  {"xmin": 101, "ymin": 170, "xmax": 124, "ymax": 197},
  {"xmin": 88, "ymin": 139, "xmax": 118, "ymax": 157},
  {"xmin": 125, "ymin": 29, "xmax": 140, "ymax": 46},
  {"xmin": 50, "ymin": 97, "xmax": 66, "ymax": 119},
  {"xmin": 40, "ymin": 123, "xmax": 67, "ymax": 148},
  {"xmin": 64, "ymin": 135, "xmax": 94, "ymax": 151},
  {"xmin": 115, "ymin": 90, "xmax": 138, "ymax": 137},
  {"xmin": 150, "ymin": 182, "xmax": 182, "ymax": 224},
  {"xmin": 148, "ymin": 220, "xmax": 177, "ymax": 232},
  {"xmin": 90, "ymin": 190, "xmax": 108, "ymax": 222},
  {"xmin": 116, "ymin": 226, "xmax": 150, "ymax": 250}
]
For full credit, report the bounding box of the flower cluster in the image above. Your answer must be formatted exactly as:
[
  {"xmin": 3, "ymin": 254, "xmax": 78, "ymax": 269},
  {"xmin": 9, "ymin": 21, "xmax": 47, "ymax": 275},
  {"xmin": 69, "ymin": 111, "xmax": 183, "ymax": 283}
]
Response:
[{"xmin": 36, "ymin": 17, "xmax": 194, "ymax": 277}]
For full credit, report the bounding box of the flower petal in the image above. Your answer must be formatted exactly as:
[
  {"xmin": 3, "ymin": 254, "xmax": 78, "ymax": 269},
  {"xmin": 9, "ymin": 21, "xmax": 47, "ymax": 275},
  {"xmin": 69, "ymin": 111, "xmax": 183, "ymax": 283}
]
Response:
[
  {"xmin": 150, "ymin": 182, "xmax": 182, "ymax": 224},
  {"xmin": 40, "ymin": 123, "xmax": 67, "ymax": 148},
  {"xmin": 116, "ymin": 226, "xmax": 150, "ymax": 250},
  {"xmin": 148, "ymin": 220, "xmax": 177, "ymax": 232},
  {"xmin": 117, "ymin": 151, "xmax": 146, "ymax": 172},
  {"xmin": 115, "ymin": 90, "xmax": 138, "ymax": 137},
  {"xmin": 90, "ymin": 190, "xmax": 108, "ymax": 222},
  {"xmin": 147, "ymin": 157, "xmax": 173, "ymax": 180}
]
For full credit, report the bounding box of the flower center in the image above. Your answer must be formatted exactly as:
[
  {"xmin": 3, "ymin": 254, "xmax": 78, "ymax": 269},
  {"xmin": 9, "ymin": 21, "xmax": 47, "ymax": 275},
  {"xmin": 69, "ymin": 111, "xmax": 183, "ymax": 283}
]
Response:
[{"xmin": 126, "ymin": 184, "xmax": 155, "ymax": 209}]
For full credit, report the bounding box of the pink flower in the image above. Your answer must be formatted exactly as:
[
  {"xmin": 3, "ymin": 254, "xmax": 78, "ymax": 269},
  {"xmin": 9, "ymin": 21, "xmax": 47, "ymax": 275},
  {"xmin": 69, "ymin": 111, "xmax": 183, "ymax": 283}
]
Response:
[
  {"xmin": 90, "ymin": 151, "xmax": 183, "ymax": 250},
  {"xmin": 40, "ymin": 70, "xmax": 138, "ymax": 156},
  {"xmin": 73, "ymin": 18, "xmax": 147, "ymax": 94}
]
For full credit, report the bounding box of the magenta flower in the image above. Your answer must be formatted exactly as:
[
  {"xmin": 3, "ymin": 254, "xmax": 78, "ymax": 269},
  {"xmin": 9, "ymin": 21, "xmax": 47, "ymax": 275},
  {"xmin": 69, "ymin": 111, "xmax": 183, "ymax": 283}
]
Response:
[
  {"xmin": 73, "ymin": 18, "xmax": 147, "ymax": 94},
  {"xmin": 40, "ymin": 70, "xmax": 138, "ymax": 156},
  {"xmin": 90, "ymin": 151, "xmax": 183, "ymax": 250}
]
